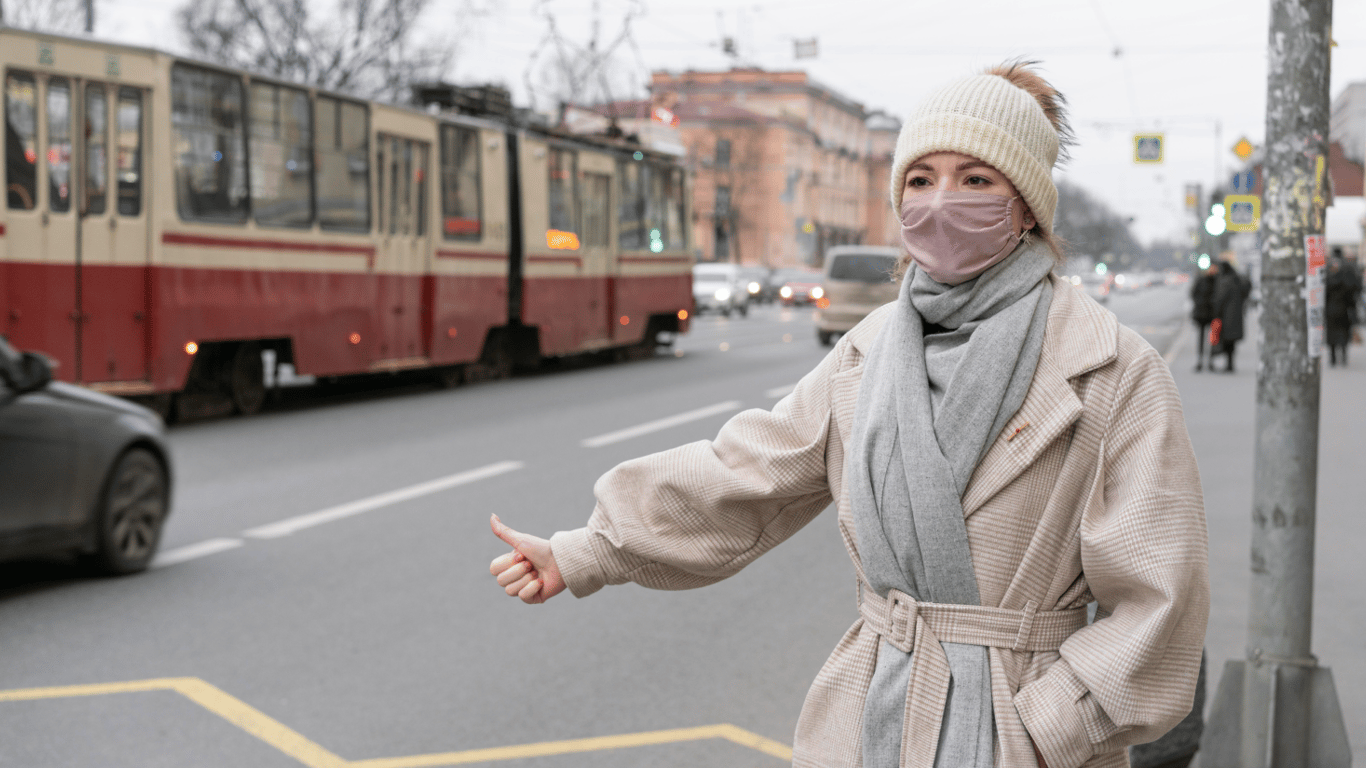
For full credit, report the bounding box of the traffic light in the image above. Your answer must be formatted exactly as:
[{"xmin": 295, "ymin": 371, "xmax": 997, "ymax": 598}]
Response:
[{"xmin": 1205, "ymin": 203, "xmax": 1227, "ymax": 236}]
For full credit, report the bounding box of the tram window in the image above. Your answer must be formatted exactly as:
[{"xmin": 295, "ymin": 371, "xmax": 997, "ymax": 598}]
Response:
[
  {"xmin": 646, "ymin": 162, "xmax": 666, "ymax": 251},
  {"xmin": 582, "ymin": 172, "xmax": 609, "ymax": 248},
  {"xmin": 665, "ymin": 167, "xmax": 685, "ymax": 250},
  {"xmin": 316, "ymin": 96, "xmax": 369, "ymax": 232},
  {"xmin": 413, "ymin": 141, "xmax": 427, "ymax": 237},
  {"xmin": 547, "ymin": 147, "xmax": 577, "ymax": 235},
  {"xmin": 47, "ymin": 78, "xmax": 72, "ymax": 213},
  {"xmin": 388, "ymin": 135, "xmax": 402, "ymax": 235},
  {"xmin": 116, "ymin": 88, "xmax": 142, "ymax": 216},
  {"xmin": 171, "ymin": 64, "xmax": 249, "ymax": 223},
  {"xmin": 617, "ymin": 159, "xmax": 645, "ymax": 249},
  {"xmin": 439, "ymin": 124, "xmax": 480, "ymax": 240},
  {"xmin": 249, "ymin": 82, "xmax": 312, "ymax": 228},
  {"xmin": 85, "ymin": 84, "xmax": 108, "ymax": 215},
  {"xmin": 5, "ymin": 71, "xmax": 38, "ymax": 211}
]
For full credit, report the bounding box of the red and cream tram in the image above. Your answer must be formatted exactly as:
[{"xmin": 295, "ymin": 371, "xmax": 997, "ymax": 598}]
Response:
[{"xmin": 1, "ymin": 28, "xmax": 692, "ymax": 416}]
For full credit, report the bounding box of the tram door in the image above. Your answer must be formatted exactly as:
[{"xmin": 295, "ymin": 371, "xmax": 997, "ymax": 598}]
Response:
[
  {"xmin": 3, "ymin": 71, "xmax": 78, "ymax": 377},
  {"xmin": 1, "ymin": 72, "xmax": 147, "ymax": 384},
  {"xmin": 375, "ymin": 133, "xmax": 429, "ymax": 362},
  {"xmin": 76, "ymin": 84, "xmax": 148, "ymax": 385}
]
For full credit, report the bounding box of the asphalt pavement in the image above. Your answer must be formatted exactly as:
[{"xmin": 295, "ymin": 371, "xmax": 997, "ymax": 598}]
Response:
[{"xmin": 1, "ymin": 283, "xmax": 1359, "ymax": 766}]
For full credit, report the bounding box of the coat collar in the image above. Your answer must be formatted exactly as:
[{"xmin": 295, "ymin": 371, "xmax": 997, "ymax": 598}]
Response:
[{"xmin": 844, "ymin": 275, "xmax": 1119, "ymax": 517}]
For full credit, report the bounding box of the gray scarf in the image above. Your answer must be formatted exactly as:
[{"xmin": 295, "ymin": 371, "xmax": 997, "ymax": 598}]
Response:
[{"xmin": 850, "ymin": 240, "xmax": 1054, "ymax": 767}]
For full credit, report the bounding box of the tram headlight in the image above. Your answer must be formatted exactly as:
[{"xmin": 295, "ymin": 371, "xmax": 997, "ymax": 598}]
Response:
[{"xmin": 714, "ymin": 288, "xmax": 731, "ymax": 301}]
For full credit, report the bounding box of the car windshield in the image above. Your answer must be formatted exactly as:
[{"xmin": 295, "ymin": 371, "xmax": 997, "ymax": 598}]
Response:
[
  {"xmin": 774, "ymin": 268, "xmax": 820, "ymax": 284},
  {"xmin": 693, "ymin": 265, "xmax": 734, "ymax": 283},
  {"xmin": 828, "ymin": 253, "xmax": 897, "ymax": 283}
]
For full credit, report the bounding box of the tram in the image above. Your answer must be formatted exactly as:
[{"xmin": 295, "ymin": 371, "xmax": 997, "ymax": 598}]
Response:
[{"xmin": 1, "ymin": 28, "xmax": 693, "ymax": 417}]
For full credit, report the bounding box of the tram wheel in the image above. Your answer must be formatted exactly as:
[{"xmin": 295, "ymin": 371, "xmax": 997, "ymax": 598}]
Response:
[{"xmin": 228, "ymin": 343, "xmax": 266, "ymax": 415}]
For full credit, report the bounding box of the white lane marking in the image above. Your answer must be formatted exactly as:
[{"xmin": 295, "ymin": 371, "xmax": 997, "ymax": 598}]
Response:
[
  {"xmin": 151, "ymin": 538, "xmax": 244, "ymax": 569},
  {"xmin": 242, "ymin": 461, "xmax": 525, "ymax": 540},
  {"xmin": 581, "ymin": 401, "xmax": 743, "ymax": 448},
  {"xmin": 764, "ymin": 383, "xmax": 797, "ymax": 399}
]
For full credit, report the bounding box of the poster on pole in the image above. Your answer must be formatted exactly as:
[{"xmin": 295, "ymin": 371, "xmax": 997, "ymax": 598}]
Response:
[{"xmin": 1305, "ymin": 234, "xmax": 1327, "ymax": 358}]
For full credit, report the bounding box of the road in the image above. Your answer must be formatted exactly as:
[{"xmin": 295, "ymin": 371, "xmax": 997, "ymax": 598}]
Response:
[{"xmin": 3, "ymin": 282, "xmax": 1358, "ymax": 766}]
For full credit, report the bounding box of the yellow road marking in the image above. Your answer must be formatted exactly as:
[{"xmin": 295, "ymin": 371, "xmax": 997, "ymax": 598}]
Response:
[{"xmin": 0, "ymin": 678, "xmax": 792, "ymax": 765}]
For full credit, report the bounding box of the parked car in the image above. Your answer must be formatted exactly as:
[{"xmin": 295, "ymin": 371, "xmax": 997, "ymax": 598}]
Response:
[
  {"xmin": 1065, "ymin": 273, "xmax": 1111, "ymax": 305},
  {"xmin": 692, "ymin": 262, "xmax": 749, "ymax": 317},
  {"xmin": 815, "ymin": 246, "xmax": 901, "ymax": 345},
  {"xmin": 0, "ymin": 337, "xmax": 172, "ymax": 574},
  {"xmin": 774, "ymin": 267, "xmax": 825, "ymax": 306}
]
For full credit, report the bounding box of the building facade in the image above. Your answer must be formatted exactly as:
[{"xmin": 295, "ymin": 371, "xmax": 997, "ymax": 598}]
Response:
[{"xmin": 643, "ymin": 68, "xmax": 900, "ymax": 267}]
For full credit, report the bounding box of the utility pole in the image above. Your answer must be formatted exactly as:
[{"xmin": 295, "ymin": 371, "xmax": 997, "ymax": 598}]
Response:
[
  {"xmin": 1202, "ymin": 0, "xmax": 1351, "ymax": 765},
  {"xmin": 84, "ymin": 0, "xmax": 93, "ymax": 33}
]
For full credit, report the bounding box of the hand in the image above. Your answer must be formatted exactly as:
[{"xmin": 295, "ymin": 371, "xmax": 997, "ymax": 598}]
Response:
[{"xmin": 488, "ymin": 514, "xmax": 566, "ymax": 604}]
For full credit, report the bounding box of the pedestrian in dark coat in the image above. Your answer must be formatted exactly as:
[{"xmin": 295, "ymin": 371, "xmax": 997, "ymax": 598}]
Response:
[
  {"xmin": 1190, "ymin": 265, "xmax": 1217, "ymax": 371},
  {"xmin": 1325, "ymin": 256, "xmax": 1357, "ymax": 366},
  {"xmin": 1210, "ymin": 261, "xmax": 1247, "ymax": 372}
]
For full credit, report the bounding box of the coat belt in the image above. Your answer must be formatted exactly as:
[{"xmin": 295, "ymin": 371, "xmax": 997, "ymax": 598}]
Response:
[
  {"xmin": 857, "ymin": 586, "xmax": 1089, "ymax": 768},
  {"xmin": 859, "ymin": 586, "xmax": 1088, "ymax": 655}
]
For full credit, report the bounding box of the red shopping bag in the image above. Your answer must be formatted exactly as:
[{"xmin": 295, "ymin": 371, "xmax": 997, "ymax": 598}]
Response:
[{"xmin": 1210, "ymin": 319, "xmax": 1222, "ymax": 346}]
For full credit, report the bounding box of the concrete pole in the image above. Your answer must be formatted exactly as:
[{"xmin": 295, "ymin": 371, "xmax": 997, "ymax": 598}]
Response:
[
  {"xmin": 85, "ymin": 0, "xmax": 94, "ymax": 33},
  {"xmin": 1202, "ymin": 0, "xmax": 1351, "ymax": 764}
]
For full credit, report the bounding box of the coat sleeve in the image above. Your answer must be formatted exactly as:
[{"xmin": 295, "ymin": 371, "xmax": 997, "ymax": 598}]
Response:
[
  {"xmin": 549, "ymin": 344, "xmax": 842, "ymax": 598},
  {"xmin": 1014, "ymin": 345, "xmax": 1210, "ymax": 768}
]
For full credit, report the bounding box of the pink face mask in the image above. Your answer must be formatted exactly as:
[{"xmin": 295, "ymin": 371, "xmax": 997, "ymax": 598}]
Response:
[{"xmin": 899, "ymin": 191, "xmax": 1027, "ymax": 285}]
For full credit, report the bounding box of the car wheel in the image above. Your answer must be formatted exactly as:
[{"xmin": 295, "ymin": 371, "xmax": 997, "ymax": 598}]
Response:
[
  {"xmin": 739, "ymin": 303, "xmax": 749, "ymax": 317},
  {"xmin": 92, "ymin": 448, "xmax": 168, "ymax": 575},
  {"xmin": 721, "ymin": 308, "xmax": 731, "ymax": 317},
  {"xmin": 818, "ymin": 330, "xmax": 834, "ymax": 346}
]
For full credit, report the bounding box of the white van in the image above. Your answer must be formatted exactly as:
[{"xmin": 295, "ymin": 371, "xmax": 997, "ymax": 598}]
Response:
[{"xmin": 815, "ymin": 246, "xmax": 901, "ymax": 345}]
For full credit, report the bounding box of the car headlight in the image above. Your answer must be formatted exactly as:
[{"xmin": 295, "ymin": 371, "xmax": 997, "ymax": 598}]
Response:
[
  {"xmin": 714, "ymin": 288, "xmax": 731, "ymax": 301},
  {"xmin": 809, "ymin": 286, "xmax": 824, "ymax": 300},
  {"xmin": 780, "ymin": 286, "xmax": 793, "ymax": 299},
  {"xmin": 748, "ymin": 281, "xmax": 761, "ymax": 294}
]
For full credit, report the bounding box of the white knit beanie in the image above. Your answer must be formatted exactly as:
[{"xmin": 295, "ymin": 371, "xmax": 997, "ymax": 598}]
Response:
[{"xmin": 890, "ymin": 72, "xmax": 1060, "ymax": 236}]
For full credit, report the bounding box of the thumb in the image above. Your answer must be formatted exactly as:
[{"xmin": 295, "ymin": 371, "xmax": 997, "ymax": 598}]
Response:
[{"xmin": 490, "ymin": 514, "xmax": 528, "ymax": 552}]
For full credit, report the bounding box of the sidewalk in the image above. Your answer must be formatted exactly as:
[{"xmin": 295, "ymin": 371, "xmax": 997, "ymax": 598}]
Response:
[{"xmin": 1168, "ymin": 311, "xmax": 1365, "ymax": 754}]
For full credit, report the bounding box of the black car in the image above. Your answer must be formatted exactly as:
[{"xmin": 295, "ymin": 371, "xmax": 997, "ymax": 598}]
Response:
[{"xmin": 0, "ymin": 337, "xmax": 172, "ymax": 573}]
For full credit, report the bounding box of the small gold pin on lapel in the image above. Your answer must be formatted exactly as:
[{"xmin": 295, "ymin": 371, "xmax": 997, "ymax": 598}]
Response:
[{"xmin": 1006, "ymin": 421, "xmax": 1031, "ymax": 442}]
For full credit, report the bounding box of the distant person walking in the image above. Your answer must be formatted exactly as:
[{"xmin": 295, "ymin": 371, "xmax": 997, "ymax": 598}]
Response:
[
  {"xmin": 1190, "ymin": 264, "xmax": 1217, "ymax": 371},
  {"xmin": 1209, "ymin": 261, "xmax": 1248, "ymax": 373},
  {"xmin": 1325, "ymin": 254, "xmax": 1359, "ymax": 366}
]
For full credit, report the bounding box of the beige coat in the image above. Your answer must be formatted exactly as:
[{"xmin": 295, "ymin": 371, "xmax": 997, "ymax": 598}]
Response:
[{"xmin": 551, "ymin": 276, "xmax": 1209, "ymax": 768}]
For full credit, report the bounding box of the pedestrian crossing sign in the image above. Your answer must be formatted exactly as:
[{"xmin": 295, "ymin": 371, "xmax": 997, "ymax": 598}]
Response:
[
  {"xmin": 1224, "ymin": 194, "xmax": 1260, "ymax": 232},
  {"xmin": 1134, "ymin": 134, "xmax": 1164, "ymax": 163}
]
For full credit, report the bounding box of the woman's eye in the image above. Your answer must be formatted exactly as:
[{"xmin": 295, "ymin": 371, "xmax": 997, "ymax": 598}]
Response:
[
  {"xmin": 906, "ymin": 176, "xmax": 932, "ymax": 188},
  {"xmin": 966, "ymin": 175, "xmax": 991, "ymax": 186}
]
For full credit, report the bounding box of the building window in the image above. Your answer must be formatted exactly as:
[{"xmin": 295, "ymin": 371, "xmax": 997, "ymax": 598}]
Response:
[
  {"xmin": 439, "ymin": 124, "xmax": 481, "ymax": 239},
  {"xmin": 5, "ymin": 71, "xmax": 37, "ymax": 210},
  {"xmin": 249, "ymin": 81, "xmax": 312, "ymax": 228},
  {"xmin": 46, "ymin": 77, "xmax": 71, "ymax": 213},
  {"xmin": 171, "ymin": 64, "xmax": 248, "ymax": 223},
  {"xmin": 715, "ymin": 138, "xmax": 731, "ymax": 169},
  {"xmin": 315, "ymin": 96, "xmax": 369, "ymax": 232},
  {"xmin": 116, "ymin": 88, "xmax": 143, "ymax": 216}
]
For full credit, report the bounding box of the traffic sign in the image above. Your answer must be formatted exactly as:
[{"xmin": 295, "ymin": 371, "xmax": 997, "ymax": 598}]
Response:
[
  {"xmin": 1231, "ymin": 170, "xmax": 1257, "ymax": 194},
  {"xmin": 1232, "ymin": 137, "xmax": 1254, "ymax": 160},
  {"xmin": 1224, "ymin": 194, "xmax": 1261, "ymax": 232},
  {"xmin": 1134, "ymin": 134, "xmax": 1164, "ymax": 163}
]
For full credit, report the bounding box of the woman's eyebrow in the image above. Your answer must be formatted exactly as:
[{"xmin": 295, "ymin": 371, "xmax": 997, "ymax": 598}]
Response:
[{"xmin": 956, "ymin": 160, "xmax": 992, "ymax": 171}]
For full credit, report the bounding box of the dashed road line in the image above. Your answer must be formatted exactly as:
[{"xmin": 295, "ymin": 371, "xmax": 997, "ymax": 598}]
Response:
[
  {"xmin": 244, "ymin": 461, "xmax": 525, "ymax": 539},
  {"xmin": 764, "ymin": 383, "xmax": 797, "ymax": 398},
  {"xmin": 580, "ymin": 401, "xmax": 743, "ymax": 447},
  {"xmin": 0, "ymin": 677, "xmax": 792, "ymax": 766},
  {"xmin": 151, "ymin": 538, "xmax": 244, "ymax": 569}
]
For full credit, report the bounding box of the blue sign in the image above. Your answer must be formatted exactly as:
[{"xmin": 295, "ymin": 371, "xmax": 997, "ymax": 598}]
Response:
[{"xmin": 1231, "ymin": 170, "xmax": 1257, "ymax": 194}]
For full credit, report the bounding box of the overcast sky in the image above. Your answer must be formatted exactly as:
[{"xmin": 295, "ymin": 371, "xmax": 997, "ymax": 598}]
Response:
[{"xmin": 96, "ymin": 0, "xmax": 1366, "ymax": 247}]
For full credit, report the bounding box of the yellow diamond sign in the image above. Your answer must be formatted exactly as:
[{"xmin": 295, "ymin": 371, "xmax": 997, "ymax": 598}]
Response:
[{"xmin": 1232, "ymin": 137, "xmax": 1254, "ymax": 160}]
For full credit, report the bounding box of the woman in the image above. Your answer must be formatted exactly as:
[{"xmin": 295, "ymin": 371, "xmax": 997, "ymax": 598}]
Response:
[
  {"xmin": 490, "ymin": 62, "xmax": 1208, "ymax": 768},
  {"xmin": 1210, "ymin": 261, "xmax": 1247, "ymax": 373},
  {"xmin": 1325, "ymin": 255, "xmax": 1357, "ymax": 366}
]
